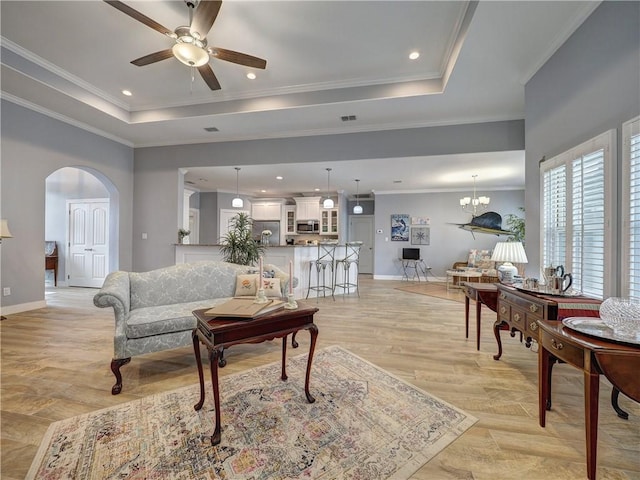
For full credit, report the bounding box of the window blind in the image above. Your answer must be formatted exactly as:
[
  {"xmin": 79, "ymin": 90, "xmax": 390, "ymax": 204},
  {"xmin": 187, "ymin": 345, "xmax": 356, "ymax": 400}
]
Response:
[{"xmin": 624, "ymin": 117, "xmax": 640, "ymax": 300}]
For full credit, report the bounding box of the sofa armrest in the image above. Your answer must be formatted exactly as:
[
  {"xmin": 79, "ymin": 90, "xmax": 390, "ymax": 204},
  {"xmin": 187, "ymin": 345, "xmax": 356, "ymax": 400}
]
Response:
[{"xmin": 94, "ymin": 271, "xmax": 131, "ymax": 318}]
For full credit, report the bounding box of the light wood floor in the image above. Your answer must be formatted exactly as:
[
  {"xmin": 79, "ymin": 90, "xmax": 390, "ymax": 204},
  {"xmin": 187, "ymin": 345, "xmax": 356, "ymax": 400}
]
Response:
[{"xmin": 1, "ymin": 278, "xmax": 639, "ymax": 479}]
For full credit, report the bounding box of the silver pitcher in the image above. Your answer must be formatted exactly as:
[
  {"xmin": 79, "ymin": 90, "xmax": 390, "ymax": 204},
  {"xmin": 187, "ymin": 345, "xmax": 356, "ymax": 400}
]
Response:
[{"xmin": 551, "ymin": 272, "xmax": 572, "ymax": 293}]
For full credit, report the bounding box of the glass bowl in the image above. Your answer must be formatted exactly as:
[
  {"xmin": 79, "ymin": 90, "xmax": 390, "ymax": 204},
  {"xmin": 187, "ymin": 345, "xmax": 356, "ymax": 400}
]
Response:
[{"xmin": 599, "ymin": 297, "xmax": 640, "ymax": 339}]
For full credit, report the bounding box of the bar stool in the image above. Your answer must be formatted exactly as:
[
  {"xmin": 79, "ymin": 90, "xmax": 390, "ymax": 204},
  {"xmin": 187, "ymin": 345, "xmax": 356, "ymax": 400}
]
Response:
[
  {"xmin": 306, "ymin": 241, "xmax": 337, "ymax": 300},
  {"xmin": 333, "ymin": 241, "xmax": 362, "ymax": 297}
]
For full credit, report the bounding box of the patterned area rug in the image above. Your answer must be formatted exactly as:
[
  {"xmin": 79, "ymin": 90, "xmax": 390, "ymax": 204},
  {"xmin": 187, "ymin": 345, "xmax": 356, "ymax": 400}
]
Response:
[
  {"xmin": 395, "ymin": 282, "xmax": 466, "ymax": 303},
  {"xmin": 27, "ymin": 345, "xmax": 477, "ymax": 479}
]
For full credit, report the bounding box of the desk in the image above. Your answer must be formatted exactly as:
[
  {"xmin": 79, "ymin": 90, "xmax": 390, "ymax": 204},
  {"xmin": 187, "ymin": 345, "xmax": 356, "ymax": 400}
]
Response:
[
  {"xmin": 401, "ymin": 259, "xmax": 431, "ymax": 282},
  {"xmin": 462, "ymin": 282, "xmax": 498, "ymax": 350},
  {"xmin": 538, "ymin": 320, "xmax": 640, "ymax": 480},
  {"xmin": 192, "ymin": 304, "xmax": 319, "ymax": 445}
]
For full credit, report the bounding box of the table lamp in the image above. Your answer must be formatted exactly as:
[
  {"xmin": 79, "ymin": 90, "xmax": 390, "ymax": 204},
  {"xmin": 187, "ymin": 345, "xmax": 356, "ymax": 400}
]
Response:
[{"xmin": 491, "ymin": 241, "xmax": 528, "ymax": 285}]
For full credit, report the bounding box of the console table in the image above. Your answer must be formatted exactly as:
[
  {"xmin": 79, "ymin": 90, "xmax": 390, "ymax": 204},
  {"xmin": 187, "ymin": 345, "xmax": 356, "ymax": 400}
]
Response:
[
  {"xmin": 538, "ymin": 320, "xmax": 640, "ymax": 480},
  {"xmin": 462, "ymin": 282, "xmax": 498, "ymax": 350}
]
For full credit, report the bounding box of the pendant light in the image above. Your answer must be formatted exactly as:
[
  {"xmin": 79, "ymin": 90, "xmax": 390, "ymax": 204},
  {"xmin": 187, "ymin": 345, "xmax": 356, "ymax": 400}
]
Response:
[
  {"xmin": 353, "ymin": 179, "xmax": 363, "ymax": 214},
  {"xmin": 323, "ymin": 168, "xmax": 334, "ymax": 208},
  {"xmin": 232, "ymin": 167, "xmax": 243, "ymax": 208}
]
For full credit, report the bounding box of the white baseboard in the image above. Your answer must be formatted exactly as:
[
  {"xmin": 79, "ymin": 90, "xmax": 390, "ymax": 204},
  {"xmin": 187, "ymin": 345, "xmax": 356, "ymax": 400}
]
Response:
[{"xmin": 1, "ymin": 300, "xmax": 47, "ymax": 315}]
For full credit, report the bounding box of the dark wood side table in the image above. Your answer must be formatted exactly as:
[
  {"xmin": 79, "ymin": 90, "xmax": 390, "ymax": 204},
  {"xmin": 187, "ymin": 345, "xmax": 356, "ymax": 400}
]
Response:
[
  {"xmin": 192, "ymin": 304, "xmax": 319, "ymax": 445},
  {"xmin": 538, "ymin": 320, "xmax": 640, "ymax": 480},
  {"xmin": 462, "ymin": 282, "xmax": 498, "ymax": 350}
]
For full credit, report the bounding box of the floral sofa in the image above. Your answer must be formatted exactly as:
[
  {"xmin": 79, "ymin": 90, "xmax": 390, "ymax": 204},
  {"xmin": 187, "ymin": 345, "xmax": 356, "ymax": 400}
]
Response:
[
  {"xmin": 451, "ymin": 249, "xmax": 499, "ymax": 284},
  {"xmin": 94, "ymin": 260, "xmax": 295, "ymax": 394}
]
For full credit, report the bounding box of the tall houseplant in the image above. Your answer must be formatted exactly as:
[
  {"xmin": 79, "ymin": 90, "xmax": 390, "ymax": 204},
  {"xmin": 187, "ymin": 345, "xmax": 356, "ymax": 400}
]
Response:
[
  {"xmin": 219, "ymin": 212, "xmax": 265, "ymax": 266},
  {"xmin": 506, "ymin": 207, "xmax": 525, "ymax": 244}
]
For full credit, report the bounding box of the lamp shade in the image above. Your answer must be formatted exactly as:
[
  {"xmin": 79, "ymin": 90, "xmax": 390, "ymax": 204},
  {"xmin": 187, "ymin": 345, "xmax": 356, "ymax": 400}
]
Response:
[
  {"xmin": 491, "ymin": 242, "xmax": 528, "ymax": 284},
  {"xmin": 0, "ymin": 219, "xmax": 12, "ymax": 238},
  {"xmin": 491, "ymin": 242, "xmax": 528, "ymax": 264}
]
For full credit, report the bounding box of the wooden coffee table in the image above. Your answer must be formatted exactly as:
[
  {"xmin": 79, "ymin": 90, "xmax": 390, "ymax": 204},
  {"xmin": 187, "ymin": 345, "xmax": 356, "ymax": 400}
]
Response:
[{"xmin": 192, "ymin": 304, "xmax": 319, "ymax": 445}]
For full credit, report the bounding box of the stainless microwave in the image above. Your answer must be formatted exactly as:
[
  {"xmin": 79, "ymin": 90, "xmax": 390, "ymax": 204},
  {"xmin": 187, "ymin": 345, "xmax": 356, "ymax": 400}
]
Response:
[{"xmin": 296, "ymin": 220, "xmax": 319, "ymax": 233}]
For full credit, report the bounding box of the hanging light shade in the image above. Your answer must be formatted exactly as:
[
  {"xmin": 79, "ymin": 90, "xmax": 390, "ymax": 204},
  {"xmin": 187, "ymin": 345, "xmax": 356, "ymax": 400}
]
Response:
[
  {"xmin": 459, "ymin": 174, "xmax": 490, "ymax": 216},
  {"xmin": 232, "ymin": 167, "xmax": 244, "ymax": 208},
  {"xmin": 353, "ymin": 179, "xmax": 363, "ymax": 214},
  {"xmin": 323, "ymin": 168, "xmax": 334, "ymax": 208}
]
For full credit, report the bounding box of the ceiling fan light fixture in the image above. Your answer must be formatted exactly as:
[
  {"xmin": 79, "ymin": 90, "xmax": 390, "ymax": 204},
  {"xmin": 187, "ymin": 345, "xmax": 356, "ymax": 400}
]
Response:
[{"xmin": 172, "ymin": 42, "xmax": 209, "ymax": 67}]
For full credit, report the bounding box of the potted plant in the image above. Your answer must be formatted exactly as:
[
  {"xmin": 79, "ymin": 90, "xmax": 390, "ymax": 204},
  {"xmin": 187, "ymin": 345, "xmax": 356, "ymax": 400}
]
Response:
[
  {"xmin": 219, "ymin": 212, "xmax": 265, "ymax": 266},
  {"xmin": 506, "ymin": 207, "xmax": 525, "ymax": 243},
  {"xmin": 178, "ymin": 228, "xmax": 190, "ymax": 244}
]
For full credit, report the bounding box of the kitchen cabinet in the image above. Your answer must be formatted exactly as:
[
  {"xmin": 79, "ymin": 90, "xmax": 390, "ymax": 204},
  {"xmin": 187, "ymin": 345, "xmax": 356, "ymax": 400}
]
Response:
[
  {"xmin": 294, "ymin": 197, "xmax": 321, "ymax": 220},
  {"xmin": 285, "ymin": 206, "xmax": 296, "ymax": 234},
  {"xmin": 252, "ymin": 202, "xmax": 282, "ymax": 220},
  {"xmin": 320, "ymin": 208, "xmax": 338, "ymax": 234}
]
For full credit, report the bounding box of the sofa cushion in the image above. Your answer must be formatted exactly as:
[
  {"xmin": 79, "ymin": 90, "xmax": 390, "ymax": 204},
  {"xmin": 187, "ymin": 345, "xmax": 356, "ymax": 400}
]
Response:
[
  {"xmin": 260, "ymin": 277, "xmax": 282, "ymax": 297},
  {"xmin": 235, "ymin": 274, "xmax": 259, "ymax": 296},
  {"xmin": 125, "ymin": 298, "xmax": 226, "ymax": 339}
]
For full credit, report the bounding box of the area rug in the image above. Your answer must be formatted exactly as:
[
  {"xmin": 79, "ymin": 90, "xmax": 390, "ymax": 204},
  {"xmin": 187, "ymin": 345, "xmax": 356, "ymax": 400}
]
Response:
[
  {"xmin": 395, "ymin": 282, "xmax": 465, "ymax": 304},
  {"xmin": 27, "ymin": 345, "xmax": 477, "ymax": 480}
]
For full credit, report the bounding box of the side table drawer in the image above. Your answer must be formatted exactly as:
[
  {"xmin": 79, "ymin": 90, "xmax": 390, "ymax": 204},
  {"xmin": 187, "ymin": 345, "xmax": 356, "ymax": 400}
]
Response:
[{"xmin": 540, "ymin": 329, "xmax": 584, "ymax": 368}]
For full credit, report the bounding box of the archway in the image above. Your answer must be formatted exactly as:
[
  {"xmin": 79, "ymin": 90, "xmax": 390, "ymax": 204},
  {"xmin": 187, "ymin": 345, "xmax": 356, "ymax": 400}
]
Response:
[{"xmin": 45, "ymin": 167, "xmax": 119, "ymax": 287}]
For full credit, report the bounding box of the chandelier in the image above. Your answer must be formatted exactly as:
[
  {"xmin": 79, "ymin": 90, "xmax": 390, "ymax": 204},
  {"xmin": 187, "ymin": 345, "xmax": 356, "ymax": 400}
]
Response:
[{"xmin": 460, "ymin": 174, "xmax": 490, "ymax": 216}]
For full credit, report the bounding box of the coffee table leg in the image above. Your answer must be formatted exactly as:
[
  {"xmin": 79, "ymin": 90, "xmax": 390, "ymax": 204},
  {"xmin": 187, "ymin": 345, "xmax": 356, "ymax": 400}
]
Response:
[
  {"xmin": 281, "ymin": 336, "xmax": 288, "ymax": 381},
  {"xmin": 209, "ymin": 347, "xmax": 222, "ymax": 446},
  {"xmin": 304, "ymin": 325, "xmax": 318, "ymax": 404},
  {"xmin": 464, "ymin": 294, "xmax": 470, "ymax": 339},
  {"xmin": 193, "ymin": 331, "xmax": 205, "ymax": 411}
]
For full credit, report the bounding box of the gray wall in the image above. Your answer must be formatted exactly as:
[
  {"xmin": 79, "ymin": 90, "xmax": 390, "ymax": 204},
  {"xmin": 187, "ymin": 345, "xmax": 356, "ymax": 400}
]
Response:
[
  {"xmin": 133, "ymin": 120, "xmax": 524, "ymax": 271},
  {"xmin": 0, "ymin": 100, "xmax": 134, "ymax": 310},
  {"xmin": 45, "ymin": 167, "xmax": 109, "ymax": 284},
  {"xmin": 373, "ymin": 190, "xmax": 525, "ymax": 278},
  {"xmin": 524, "ymin": 1, "xmax": 640, "ymax": 287}
]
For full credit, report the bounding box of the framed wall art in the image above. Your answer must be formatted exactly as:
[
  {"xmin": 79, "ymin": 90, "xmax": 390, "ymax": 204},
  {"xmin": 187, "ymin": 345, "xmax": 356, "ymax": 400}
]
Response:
[
  {"xmin": 411, "ymin": 227, "xmax": 430, "ymax": 245},
  {"xmin": 391, "ymin": 214, "xmax": 410, "ymax": 241},
  {"xmin": 411, "ymin": 216, "xmax": 430, "ymax": 226}
]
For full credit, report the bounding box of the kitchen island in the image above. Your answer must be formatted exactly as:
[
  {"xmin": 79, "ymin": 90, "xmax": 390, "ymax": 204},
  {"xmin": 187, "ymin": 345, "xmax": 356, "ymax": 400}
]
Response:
[{"xmin": 175, "ymin": 244, "xmax": 355, "ymax": 298}]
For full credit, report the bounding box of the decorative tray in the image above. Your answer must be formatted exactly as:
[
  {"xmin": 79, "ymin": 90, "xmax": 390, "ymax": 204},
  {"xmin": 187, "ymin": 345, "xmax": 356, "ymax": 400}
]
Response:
[
  {"xmin": 514, "ymin": 285, "xmax": 583, "ymax": 298},
  {"xmin": 562, "ymin": 317, "xmax": 640, "ymax": 346}
]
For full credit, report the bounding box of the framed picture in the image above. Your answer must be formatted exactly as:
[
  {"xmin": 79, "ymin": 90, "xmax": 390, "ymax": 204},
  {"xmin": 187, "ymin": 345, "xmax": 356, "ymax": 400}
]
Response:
[
  {"xmin": 411, "ymin": 227, "xmax": 430, "ymax": 245},
  {"xmin": 391, "ymin": 214, "xmax": 410, "ymax": 241},
  {"xmin": 411, "ymin": 216, "xmax": 430, "ymax": 226}
]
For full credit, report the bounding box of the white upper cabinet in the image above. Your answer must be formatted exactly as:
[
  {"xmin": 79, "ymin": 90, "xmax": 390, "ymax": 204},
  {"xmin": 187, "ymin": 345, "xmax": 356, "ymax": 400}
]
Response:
[
  {"xmin": 294, "ymin": 196, "xmax": 321, "ymax": 220},
  {"xmin": 252, "ymin": 201, "xmax": 283, "ymax": 220}
]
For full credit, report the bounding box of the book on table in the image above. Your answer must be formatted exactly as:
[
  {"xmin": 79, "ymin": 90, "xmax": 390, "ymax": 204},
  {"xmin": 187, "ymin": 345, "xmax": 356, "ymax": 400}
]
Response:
[{"xmin": 204, "ymin": 297, "xmax": 285, "ymax": 319}]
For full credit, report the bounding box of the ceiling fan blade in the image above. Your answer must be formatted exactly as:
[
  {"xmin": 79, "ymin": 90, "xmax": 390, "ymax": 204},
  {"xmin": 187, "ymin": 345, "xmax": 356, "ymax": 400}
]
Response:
[
  {"xmin": 198, "ymin": 64, "xmax": 221, "ymax": 90},
  {"xmin": 212, "ymin": 48, "xmax": 267, "ymax": 69},
  {"xmin": 191, "ymin": 1, "xmax": 222, "ymax": 38},
  {"xmin": 103, "ymin": 1, "xmax": 174, "ymax": 36},
  {"xmin": 131, "ymin": 49, "xmax": 174, "ymax": 66}
]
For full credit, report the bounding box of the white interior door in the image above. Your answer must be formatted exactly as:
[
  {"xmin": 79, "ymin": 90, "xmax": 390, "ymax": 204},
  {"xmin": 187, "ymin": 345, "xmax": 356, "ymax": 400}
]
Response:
[
  {"xmin": 349, "ymin": 215, "xmax": 374, "ymax": 274},
  {"xmin": 67, "ymin": 199, "xmax": 109, "ymax": 287}
]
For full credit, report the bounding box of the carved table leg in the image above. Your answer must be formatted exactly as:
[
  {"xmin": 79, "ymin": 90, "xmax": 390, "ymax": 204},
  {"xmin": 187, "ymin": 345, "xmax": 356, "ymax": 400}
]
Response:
[
  {"xmin": 193, "ymin": 331, "xmax": 206, "ymax": 411},
  {"xmin": 464, "ymin": 294, "xmax": 470, "ymax": 339},
  {"xmin": 218, "ymin": 348, "xmax": 227, "ymax": 368},
  {"xmin": 291, "ymin": 331, "xmax": 299, "ymax": 348},
  {"xmin": 539, "ymin": 346, "xmax": 550, "ymax": 427},
  {"xmin": 584, "ymin": 370, "xmax": 600, "ymax": 480},
  {"xmin": 110, "ymin": 357, "xmax": 131, "ymax": 395},
  {"xmin": 546, "ymin": 357, "xmax": 558, "ymax": 411},
  {"xmin": 209, "ymin": 347, "xmax": 222, "ymax": 446},
  {"xmin": 475, "ymin": 298, "xmax": 482, "ymax": 351},
  {"xmin": 304, "ymin": 325, "xmax": 318, "ymax": 404},
  {"xmin": 611, "ymin": 387, "xmax": 629, "ymax": 420},
  {"xmin": 281, "ymin": 336, "xmax": 288, "ymax": 381},
  {"xmin": 493, "ymin": 321, "xmax": 505, "ymax": 360}
]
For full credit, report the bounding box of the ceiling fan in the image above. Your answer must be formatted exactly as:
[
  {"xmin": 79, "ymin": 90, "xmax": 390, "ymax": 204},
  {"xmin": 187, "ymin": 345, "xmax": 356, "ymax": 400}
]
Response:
[{"xmin": 104, "ymin": 0, "xmax": 267, "ymax": 90}]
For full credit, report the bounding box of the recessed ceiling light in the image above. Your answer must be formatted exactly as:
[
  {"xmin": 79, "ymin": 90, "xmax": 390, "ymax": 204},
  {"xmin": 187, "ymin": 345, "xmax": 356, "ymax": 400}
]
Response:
[
  {"xmin": 276, "ymin": 176, "xmax": 283, "ymax": 180},
  {"xmin": 247, "ymin": 72, "xmax": 256, "ymax": 80},
  {"xmin": 314, "ymin": 188, "xmax": 320, "ymax": 192},
  {"xmin": 261, "ymin": 189, "xmax": 266, "ymax": 193},
  {"xmin": 409, "ymin": 51, "xmax": 420, "ymax": 60},
  {"xmin": 122, "ymin": 89, "xmax": 132, "ymax": 96}
]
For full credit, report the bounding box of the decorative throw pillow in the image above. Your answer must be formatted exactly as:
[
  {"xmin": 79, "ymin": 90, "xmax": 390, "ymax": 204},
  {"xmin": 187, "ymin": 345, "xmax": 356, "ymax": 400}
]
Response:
[
  {"xmin": 235, "ymin": 274, "xmax": 259, "ymax": 296},
  {"xmin": 259, "ymin": 277, "xmax": 282, "ymax": 297}
]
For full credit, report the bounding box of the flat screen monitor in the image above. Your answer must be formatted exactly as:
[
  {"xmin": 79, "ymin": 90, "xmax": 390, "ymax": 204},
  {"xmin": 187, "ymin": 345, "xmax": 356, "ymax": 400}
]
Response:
[{"xmin": 402, "ymin": 248, "xmax": 420, "ymax": 260}]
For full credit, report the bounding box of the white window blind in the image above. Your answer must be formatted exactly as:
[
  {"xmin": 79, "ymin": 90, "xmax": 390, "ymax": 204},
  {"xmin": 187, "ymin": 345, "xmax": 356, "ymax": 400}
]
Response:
[
  {"xmin": 623, "ymin": 117, "xmax": 640, "ymax": 300},
  {"xmin": 540, "ymin": 130, "xmax": 614, "ymax": 299}
]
